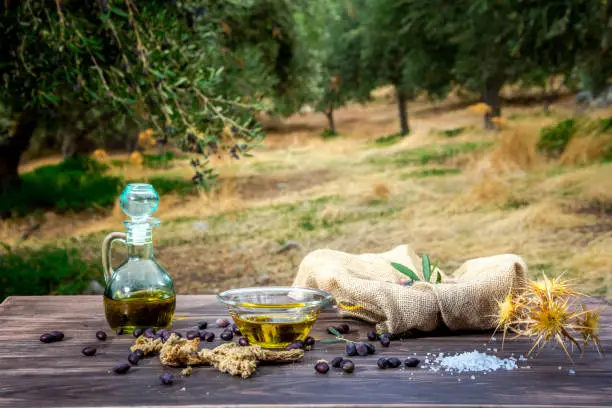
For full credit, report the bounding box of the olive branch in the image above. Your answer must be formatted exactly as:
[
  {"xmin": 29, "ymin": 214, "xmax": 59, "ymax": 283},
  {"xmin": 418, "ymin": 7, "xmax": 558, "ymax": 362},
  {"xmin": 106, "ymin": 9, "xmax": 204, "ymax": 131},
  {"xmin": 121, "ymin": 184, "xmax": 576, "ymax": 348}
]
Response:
[{"xmin": 391, "ymin": 253, "xmax": 442, "ymax": 285}]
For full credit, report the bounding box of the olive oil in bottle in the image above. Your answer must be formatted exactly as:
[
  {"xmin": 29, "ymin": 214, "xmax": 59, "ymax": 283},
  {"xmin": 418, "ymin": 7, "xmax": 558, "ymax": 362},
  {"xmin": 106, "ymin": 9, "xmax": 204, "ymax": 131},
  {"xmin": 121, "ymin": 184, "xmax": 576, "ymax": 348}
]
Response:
[
  {"xmin": 233, "ymin": 313, "xmax": 319, "ymax": 349},
  {"xmin": 101, "ymin": 184, "xmax": 176, "ymax": 334},
  {"xmin": 104, "ymin": 290, "xmax": 175, "ymax": 333}
]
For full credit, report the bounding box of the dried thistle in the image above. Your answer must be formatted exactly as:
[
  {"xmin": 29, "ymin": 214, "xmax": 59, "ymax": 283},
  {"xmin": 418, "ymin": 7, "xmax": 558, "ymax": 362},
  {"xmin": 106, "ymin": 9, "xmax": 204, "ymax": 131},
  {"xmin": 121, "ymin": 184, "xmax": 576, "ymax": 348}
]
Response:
[
  {"xmin": 575, "ymin": 304, "xmax": 604, "ymax": 355},
  {"xmin": 494, "ymin": 274, "xmax": 603, "ymax": 361}
]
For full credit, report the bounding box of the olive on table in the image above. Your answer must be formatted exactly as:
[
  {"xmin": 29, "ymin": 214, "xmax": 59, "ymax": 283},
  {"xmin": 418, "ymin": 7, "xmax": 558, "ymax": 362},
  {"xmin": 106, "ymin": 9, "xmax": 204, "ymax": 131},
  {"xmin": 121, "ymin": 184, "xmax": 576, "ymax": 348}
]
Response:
[
  {"xmin": 143, "ymin": 328, "xmax": 156, "ymax": 338},
  {"xmin": 355, "ymin": 342, "xmax": 369, "ymax": 356},
  {"xmin": 285, "ymin": 342, "xmax": 301, "ymax": 350},
  {"xmin": 134, "ymin": 349, "xmax": 145, "ymax": 359},
  {"xmin": 365, "ymin": 342, "xmax": 376, "ymax": 354},
  {"xmin": 337, "ymin": 323, "xmax": 350, "ymax": 334},
  {"xmin": 216, "ymin": 318, "xmax": 230, "ymax": 328},
  {"xmin": 377, "ymin": 357, "xmax": 390, "ymax": 369},
  {"xmin": 238, "ymin": 337, "xmax": 249, "ymax": 347},
  {"xmin": 186, "ymin": 331, "xmax": 199, "ymax": 340},
  {"xmin": 116, "ymin": 328, "xmax": 125, "ymax": 336},
  {"xmin": 96, "ymin": 331, "xmax": 107, "ymax": 341},
  {"xmin": 387, "ymin": 357, "xmax": 402, "ymax": 368},
  {"xmin": 50, "ymin": 331, "xmax": 64, "ymax": 341},
  {"xmin": 367, "ymin": 331, "xmax": 378, "ymax": 341},
  {"xmin": 40, "ymin": 333, "xmax": 58, "ymax": 343},
  {"xmin": 380, "ymin": 336, "xmax": 391, "ymax": 348},
  {"xmin": 197, "ymin": 321, "xmax": 208, "ymax": 330},
  {"xmin": 112, "ymin": 363, "xmax": 131, "ymax": 374},
  {"xmin": 220, "ymin": 331, "xmax": 233, "ymax": 341},
  {"xmin": 341, "ymin": 359, "xmax": 355, "ymax": 373},
  {"xmin": 314, "ymin": 361, "xmax": 330, "ymax": 374},
  {"xmin": 231, "ymin": 324, "xmax": 241, "ymax": 335},
  {"xmin": 204, "ymin": 332, "xmax": 215, "ymax": 342},
  {"xmin": 133, "ymin": 328, "xmax": 143, "ymax": 338},
  {"xmin": 304, "ymin": 336, "xmax": 315, "ymax": 347},
  {"xmin": 160, "ymin": 372, "xmax": 173, "ymax": 385},
  {"xmin": 82, "ymin": 347, "xmax": 97, "ymax": 357},
  {"xmin": 128, "ymin": 352, "xmax": 140, "ymax": 365},
  {"xmin": 330, "ymin": 357, "xmax": 344, "ymax": 368},
  {"xmin": 344, "ymin": 342, "xmax": 357, "ymax": 356},
  {"xmin": 404, "ymin": 357, "xmax": 420, "ymax": 368}
]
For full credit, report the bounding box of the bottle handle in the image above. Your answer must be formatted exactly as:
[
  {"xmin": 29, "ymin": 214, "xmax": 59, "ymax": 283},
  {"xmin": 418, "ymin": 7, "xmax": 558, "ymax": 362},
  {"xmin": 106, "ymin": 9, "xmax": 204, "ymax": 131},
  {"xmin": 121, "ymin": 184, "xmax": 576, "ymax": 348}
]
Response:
[{"xmin": 102, "ymin": 232, "xmax": 127, "ymax": 283}]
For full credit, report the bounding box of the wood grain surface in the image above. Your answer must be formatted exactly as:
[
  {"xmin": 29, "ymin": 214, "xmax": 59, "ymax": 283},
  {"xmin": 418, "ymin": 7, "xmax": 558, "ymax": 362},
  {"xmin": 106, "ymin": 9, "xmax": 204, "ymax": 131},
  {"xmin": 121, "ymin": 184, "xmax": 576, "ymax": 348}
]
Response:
[{"xmin": 0, "ymin": 295, "xmax": 610, "ymax": 408}]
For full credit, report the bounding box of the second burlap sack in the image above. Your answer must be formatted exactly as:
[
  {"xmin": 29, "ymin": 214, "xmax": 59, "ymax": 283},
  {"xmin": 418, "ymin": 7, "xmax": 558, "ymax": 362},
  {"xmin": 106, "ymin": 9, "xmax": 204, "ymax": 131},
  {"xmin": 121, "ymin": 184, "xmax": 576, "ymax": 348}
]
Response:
[{"xmin": 293, "ymin": 245, "xmax": 527, "ymax": 334}]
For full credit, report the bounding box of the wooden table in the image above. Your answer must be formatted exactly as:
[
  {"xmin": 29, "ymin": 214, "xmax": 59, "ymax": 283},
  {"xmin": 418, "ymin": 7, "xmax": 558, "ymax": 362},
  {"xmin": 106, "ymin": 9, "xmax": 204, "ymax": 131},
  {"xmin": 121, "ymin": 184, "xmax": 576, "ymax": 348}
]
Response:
[{"xmin": 0, "ymin": 296, "xmax": 610, "ymax": 408}]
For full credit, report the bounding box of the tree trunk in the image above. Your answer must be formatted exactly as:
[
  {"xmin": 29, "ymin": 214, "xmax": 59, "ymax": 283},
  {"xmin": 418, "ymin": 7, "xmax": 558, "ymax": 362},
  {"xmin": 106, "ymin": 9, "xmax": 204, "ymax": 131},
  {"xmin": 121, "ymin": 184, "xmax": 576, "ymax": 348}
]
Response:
[
  {"xmin": 0, "ymin": 108, "xmax": 38, "ymax": 191},
  {"xmin": 325, "ymin": 109, "xmax": 336, "ymax": 134},
  {"xmin": 482, "ymin": 75, "xmax": 504, "ymax": 130},
  {"xmin": 396, "ymin": 88, "xmax": 410, "ymax": 135}
]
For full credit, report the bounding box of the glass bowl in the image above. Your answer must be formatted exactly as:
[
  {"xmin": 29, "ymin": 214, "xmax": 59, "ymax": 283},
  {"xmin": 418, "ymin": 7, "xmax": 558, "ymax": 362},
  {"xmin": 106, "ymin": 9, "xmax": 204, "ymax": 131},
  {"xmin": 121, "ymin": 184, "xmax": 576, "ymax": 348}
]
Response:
[{"xmin": 217, "ymin": 286, "xmax": 334, "ymax": 349}]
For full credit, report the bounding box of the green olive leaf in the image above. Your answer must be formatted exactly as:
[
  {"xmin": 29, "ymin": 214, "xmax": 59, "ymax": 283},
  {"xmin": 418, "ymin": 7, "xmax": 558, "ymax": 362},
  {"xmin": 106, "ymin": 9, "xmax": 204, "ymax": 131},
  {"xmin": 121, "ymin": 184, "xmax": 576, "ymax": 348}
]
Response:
[
  {"xmin": 391, "ymin": 262, "xmax": 420, "ymax": 282},
  {"xmin": 422, "ymin": 253, "xmax": 431, "ymax": 283}
]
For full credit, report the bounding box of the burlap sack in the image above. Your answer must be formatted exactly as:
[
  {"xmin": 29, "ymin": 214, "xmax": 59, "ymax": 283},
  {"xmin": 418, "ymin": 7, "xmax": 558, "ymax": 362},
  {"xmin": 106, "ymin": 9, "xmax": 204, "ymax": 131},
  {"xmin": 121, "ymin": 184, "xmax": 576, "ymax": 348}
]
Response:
[{"xmin": 293, "ymin": 245, "xmax": 527, "ymax": 334}]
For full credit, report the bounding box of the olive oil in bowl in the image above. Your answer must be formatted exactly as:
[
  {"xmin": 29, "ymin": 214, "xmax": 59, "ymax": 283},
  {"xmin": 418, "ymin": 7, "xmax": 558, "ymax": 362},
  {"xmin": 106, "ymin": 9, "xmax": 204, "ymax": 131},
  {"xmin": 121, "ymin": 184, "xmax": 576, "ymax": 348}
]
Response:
[{"xmin": 233, "ymin": 313, "xmax": 319, "ymax": 349}]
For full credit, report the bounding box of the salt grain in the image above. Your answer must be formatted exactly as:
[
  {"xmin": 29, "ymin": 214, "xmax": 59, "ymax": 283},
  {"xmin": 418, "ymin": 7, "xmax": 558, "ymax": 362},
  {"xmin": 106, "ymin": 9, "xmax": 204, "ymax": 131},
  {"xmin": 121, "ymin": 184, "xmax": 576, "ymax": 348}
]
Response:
[{"xmin": 435, "ymin": 351, "xmax": 517, "ymax": 373}]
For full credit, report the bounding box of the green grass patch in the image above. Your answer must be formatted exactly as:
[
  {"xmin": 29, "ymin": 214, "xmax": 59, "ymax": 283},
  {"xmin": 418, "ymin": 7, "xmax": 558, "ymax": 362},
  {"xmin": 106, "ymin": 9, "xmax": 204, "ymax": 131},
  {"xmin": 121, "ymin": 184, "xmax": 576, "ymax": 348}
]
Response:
[
  {"xmin": 320, "ymin": 129, "xmax": 340, "ymax": 139},
  {"xmin": 0, "ymin": 156, "xmax": 122, "ymax": 218},
  {"xmin": 501, "ymin": 198, "xmax": 530, "ymax": 210},
  {"xmin": 143, "ymin": 152, "xmax": 184, "ymax": 169},
  {"xmin": 374, "ymin": 133, "xmax": 405, "ymax": 147},
  {"xmin": 369, "ymin": 142, "xmax": 493, "ymax": 167},
  {"xmin": 135, "ymin": 176, "xmax": 196, "ymax": 197},
  {"xmin": 402, "ymin": 168, "xmax": 461, "ymax": 178},
  {"xmin": 0, "ymin": 244, "xmax": 102, "ymax": 301},
  {"xmin": 537, "ymin": 118, "xmax": 576, "ymax": 158},
  {"xmin": 440, "ymin": 127, "xmax": 465, "ymax": 138}
]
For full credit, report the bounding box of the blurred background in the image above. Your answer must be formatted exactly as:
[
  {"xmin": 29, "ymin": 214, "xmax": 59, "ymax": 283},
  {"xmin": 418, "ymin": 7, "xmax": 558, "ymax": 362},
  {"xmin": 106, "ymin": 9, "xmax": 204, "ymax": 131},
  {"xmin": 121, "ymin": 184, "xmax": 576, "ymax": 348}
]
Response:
[{"xmin": 1, "ymin": 0, "xmax": 611, "ymax": 301}]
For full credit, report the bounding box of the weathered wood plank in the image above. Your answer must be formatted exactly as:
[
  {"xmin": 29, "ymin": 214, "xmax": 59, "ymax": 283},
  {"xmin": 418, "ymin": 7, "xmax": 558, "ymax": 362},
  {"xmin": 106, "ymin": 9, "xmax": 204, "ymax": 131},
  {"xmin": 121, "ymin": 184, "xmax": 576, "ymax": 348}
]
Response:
[{"xmin": 0, "ymin": 296, "xmax": 610, "ymax": 408}]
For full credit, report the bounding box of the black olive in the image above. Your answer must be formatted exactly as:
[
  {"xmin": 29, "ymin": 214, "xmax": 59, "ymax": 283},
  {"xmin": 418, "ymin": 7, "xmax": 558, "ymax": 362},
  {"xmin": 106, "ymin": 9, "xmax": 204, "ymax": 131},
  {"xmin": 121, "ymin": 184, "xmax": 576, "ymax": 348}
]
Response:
[
  {"xmin": 159, "ymin": 371, "xmax": 173, "ymax": 385},
  {"xmin": 82, "ymin": 347, "xmax": 97, "ymax": 356},
  {"xmin": 50, "ymin": 331, "xmax": 64, "ymax": 341},
  {"xmin": 285, "ymin": 342, "xmax": 301, "ymax": 350},
  {"xmin": 344, "ymin": 342, "xmax": 357, "ymax": 356},
  {"xmin": 341, "ymin": 359, "xmax": 355, "ymax": 373},
  {"xmin": 204, "ymin": 332, "xmax": 215, "ymax": 342},
  {"xmin": 186, "ymin": 331, "xmax": 199, "ymax": 340},
  {"xmin": 404, "ymin": 357, "xmax": 421, "ymax": 368},
  {"xmin": 96, "ymin": 331, "xmax": 107, "ymax": 341},
  {"xmin": 380, "ymin": 336, "xmax": 391, "ymax": 348},
  {"xmin": 355, "ymin": 342, "xmax": 369, "ymax": 356},
  {"xmin": 220, "ymin": 331, "xmax": 233, "ymax": 341},
  {"xmin": 377, "ymin": 357, "xmax": 389, "ymax": 369},
  {"xmin": 337, "ymin": 323, "xmax": 350, "ymax": 334},
  {"xmin": 238, "ymin": 337, "xmax": 249, "ymax": 346},
  {"xmin": 294, "ymin": 340, "xmax": 304, "ymax": 349},
  {"xmin": 365, "ymin": 342, "xmax": 376, "ymax": 354},
  {"xmin": 133, "ymin": 328, "xmax": 143, "ymax": 338},
  {"xmin": 143, "ymin": 328, "xmax": 156, "ymax": 338},
  {"xmin": 116, "ymin": 328, "xmax": 125, "ymax": 335},
  {"xmin": 216, "ymin": 318, "xmax": 230, "ymax": 328},
  {"xmin": 387, "ymin": 357, "xmax": 402, "ymax": 368},
  {"xmin": 197, "ymin": 321, "xmax": 208, "ymax": 330},
  {"xmin": 330, "ymin": 357, "xmax": 344, "ymax": 368},
  {"xmin": 231, "ymin": 324, "xmax": 241, "ymax": 335},
  {"xmin": 314, "ymin": 362, "xmax": 330, "ymax": 374},
  {"xmin": 128, "ymin": 352, "xmax": 140, "ymax": 365},
  {"xmin": 112, "ymin": 363, "xmax": 131, "ymax": 374},
  {"xmin": 40, "ymin": 333, "xmax": 56, "ymax": 343},
  {"xmin": 134, "ymin": 349, "xmax": 145, "ymax": 359},
  {"xmin": 304, "ymin": 336, "xmax": 315, "ymax": 347},
  {"xmin": 367, "ymin": 331, "xmax": 378, "ymax": 341}
]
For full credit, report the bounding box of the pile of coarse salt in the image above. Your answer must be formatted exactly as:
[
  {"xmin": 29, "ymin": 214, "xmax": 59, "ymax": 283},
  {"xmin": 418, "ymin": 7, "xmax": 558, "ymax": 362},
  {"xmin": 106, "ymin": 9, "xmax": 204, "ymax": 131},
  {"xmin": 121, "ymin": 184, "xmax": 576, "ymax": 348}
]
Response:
[{"xmin": 434, "ymin": 350, "xmax": 518, "ymax": 373}]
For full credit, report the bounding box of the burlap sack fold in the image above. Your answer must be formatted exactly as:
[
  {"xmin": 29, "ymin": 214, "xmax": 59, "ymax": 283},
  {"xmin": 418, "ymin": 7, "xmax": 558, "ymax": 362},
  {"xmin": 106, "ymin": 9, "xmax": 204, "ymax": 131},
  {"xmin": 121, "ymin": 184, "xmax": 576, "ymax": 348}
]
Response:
[{"xmin": 293, "ymin": 245, "xmax": 527, "ymax": 334}]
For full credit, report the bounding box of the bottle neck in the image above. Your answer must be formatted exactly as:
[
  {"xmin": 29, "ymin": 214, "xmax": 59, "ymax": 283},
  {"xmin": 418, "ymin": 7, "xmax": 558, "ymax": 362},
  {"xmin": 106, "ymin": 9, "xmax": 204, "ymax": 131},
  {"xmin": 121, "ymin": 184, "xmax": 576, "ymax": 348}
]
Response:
[
  {"xmin": 127, "ymin": 242, "xmax": 154, "ymax": 259},
  {"xmin": 125, "ymin": 221, "xmax": 155, "ymax": 259}
]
